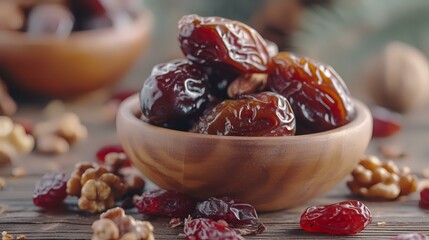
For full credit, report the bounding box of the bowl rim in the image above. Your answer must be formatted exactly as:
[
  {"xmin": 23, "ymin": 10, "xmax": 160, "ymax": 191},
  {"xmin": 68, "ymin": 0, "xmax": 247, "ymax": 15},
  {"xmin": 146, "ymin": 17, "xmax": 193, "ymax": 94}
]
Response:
[
  {"xmin": 118, "ymin": 94, "xmax": 372, "ymax": 141},
  {"xmin": 0, "ymin": 9, "xmax": 151, "ymax": 43}
]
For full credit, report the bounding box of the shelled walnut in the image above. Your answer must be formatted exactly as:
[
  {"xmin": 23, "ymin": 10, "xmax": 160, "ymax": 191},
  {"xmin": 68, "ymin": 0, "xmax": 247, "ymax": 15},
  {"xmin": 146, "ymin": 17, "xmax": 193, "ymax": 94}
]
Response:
[
  {"xmin": 103, "ymin": 152, "xmax": 145, "ymax": 196},
  {"xmin": 347, "ymin": 155, "xmax": 418, "ymax": 200},
  {"xmin": 67, "ymin": 163, "xmax": 126, "ymax": 213},
  {"xmin": 34, "ymin": 112, "xmax": 87, "ymax": 155},
  {"xmin": 0, "ymin": 116, "xmax": 34, "ymax": 166},
  {"xmin": 92, "ymin": 207, "xmax": 154, "ymax": 240}
]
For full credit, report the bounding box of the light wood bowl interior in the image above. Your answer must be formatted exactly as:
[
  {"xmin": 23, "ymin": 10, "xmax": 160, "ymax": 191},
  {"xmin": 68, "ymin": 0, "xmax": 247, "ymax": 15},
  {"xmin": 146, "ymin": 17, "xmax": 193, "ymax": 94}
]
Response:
[
  {"xmin": 117, "ymin": 94, "xmax": 372, "ymax": 211},
  {"xmin": 0, "ymin": 11, "xmax": 152, "ymax": 99}
]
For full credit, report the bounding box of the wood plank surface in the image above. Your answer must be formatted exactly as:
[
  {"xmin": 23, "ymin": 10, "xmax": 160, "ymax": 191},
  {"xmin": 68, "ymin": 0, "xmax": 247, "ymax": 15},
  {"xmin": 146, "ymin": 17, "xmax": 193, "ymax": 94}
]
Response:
[{"xmin": 1, "ymin": 102, "xmax": 429, "ymax": 240}]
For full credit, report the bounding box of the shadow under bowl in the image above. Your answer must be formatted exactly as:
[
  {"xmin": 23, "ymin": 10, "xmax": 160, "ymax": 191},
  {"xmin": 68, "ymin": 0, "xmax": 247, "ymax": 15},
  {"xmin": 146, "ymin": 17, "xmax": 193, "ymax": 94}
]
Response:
[
  {"xmin": 0, "ymin": 11, "xmax": 153, "ymax": 99},
  {"xmin": 117, "ymin": 94, "xmax": 372, "ymax": 211}
]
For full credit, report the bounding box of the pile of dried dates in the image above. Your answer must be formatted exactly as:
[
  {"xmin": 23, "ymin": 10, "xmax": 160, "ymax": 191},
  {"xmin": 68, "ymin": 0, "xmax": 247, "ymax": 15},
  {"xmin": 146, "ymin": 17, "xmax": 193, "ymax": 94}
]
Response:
[
  {"xmin": 0, "ymin": 0, "xmax": 143, "ymax": 37},
  {"xmin": 140, "ymin": 15, "xmax": 355, "ymax": 136}
]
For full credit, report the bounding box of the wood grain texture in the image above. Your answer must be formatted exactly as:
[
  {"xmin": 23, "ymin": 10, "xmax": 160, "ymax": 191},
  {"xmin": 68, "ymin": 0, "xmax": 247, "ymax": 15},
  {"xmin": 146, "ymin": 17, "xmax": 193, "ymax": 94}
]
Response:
[
  {"xmin": 1, "ymin": 102, "xmax": 429, "ymax": 239},
  {"xmin": 117, "ymin": 95, "xmax": 372, "ymax": 211}
]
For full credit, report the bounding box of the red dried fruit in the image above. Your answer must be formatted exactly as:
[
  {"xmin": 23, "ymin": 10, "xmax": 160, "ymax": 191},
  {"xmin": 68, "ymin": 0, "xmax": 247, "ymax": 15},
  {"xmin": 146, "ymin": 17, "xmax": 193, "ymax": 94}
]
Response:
[
  {"xmin": 195, "ymin": 197, "xmax": 266, "ymax": 236},
  {"xmin": 300, "ymin": 200, "xmax": 372, "ymax": 235},
  {"xmin": 204, "ymin": 65, "xmax": 240, "ymax": 100},
  {"xmin": 371, "ymin": 106, "xmax": 401, "ymax": 138},
  {"xmin": 33, "ymin": 172, "xmax": 68, "ymax": 209},
  {"xmin": 392, "ymin": 233, "xmax": 428, "ymax": 240},
  {"xmin": 140, "ymin": 59, "xmax": 210, "ymax": 130},
  {"xmin": 184, "ymin": 218, "xmax": 244, "ymax": 240},
  {"xmin": 192, "ymin": 91, "xmax": 295, "ymax": 136},
  {"xmin": 178, "ymin": 15, "xmax": 271, "ymax": 73},
  {"xmin": 268, "ymin": 52, "xmax": 355, "ymax": 133},
  {"xmin": 96, "ymin": 145, "xmax": 131, "ymax": 167},
  {"xmin": 419, "ymin": 188, "xmax": 429, "ymax": 209},
  {"xmin": 135, "ymin": 189, "xmax": 197, "ymax": 218},
  {"xmin": 195, "ymin": 197, "xmax": 255, "ymax": 227}
]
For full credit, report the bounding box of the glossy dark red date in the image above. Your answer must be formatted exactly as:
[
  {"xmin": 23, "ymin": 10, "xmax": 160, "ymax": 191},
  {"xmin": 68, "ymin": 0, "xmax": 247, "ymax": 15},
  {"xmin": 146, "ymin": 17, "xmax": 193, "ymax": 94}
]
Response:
[
  {"xmin": 268, "ymin": 52, "xmax": 355, "ymax": 133},
  {"xmin": 178, "ymin": 14, "xmax": 271, "ymax": 73},
  {"xmin": 192, "ymin": 91, "xmax": 295, "ymax": 136},
  {"xmin": 140, "ymin": 59, "xmax": 209, "ymax": 130}
]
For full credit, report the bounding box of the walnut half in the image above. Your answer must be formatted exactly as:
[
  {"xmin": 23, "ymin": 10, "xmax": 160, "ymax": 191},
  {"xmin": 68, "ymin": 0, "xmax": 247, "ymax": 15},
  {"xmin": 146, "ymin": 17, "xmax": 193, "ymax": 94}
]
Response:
[
  {"xmin": 347, "ymin": 155, "xmax": 418, "ymax": 200},
  {"xmin": 92, "ymin": 207, "xmax": 154, "ymax": 240}
]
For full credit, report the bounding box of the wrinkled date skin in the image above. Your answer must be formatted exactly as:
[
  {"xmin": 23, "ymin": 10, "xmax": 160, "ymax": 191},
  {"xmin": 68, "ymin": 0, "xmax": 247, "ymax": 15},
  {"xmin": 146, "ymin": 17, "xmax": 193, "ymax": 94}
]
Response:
[
  {"xmin": 204, "ymin": 65, "xmax": 240, "ymax": 100},
  {"xmin": 300, "ymin": 200, "xmax": 372, "ymax": 235},
  {"xmin": 184, "ymin": 218, "xmax": 245, "ymax": 240},
  {"xmin": 178, "ymin": 14, "xmax": 271, "ymax": 73},
  {"xmin": 134, "ymin": 189, "xmax": 197, "ymax": 218},
  {"xmin": 192, "ymin": 92, "xmax": 296, "ymax": 136},
  {"xmin": 268, "ymin": 52, "xmax": 355, "ymax": 133},
  {"xmin": 196, "ymin": 197, "xmax": 257, "ymax": 227},
  {"xmin": 140, "ymin": 59, "xmax": 210, "ymax": 130}
]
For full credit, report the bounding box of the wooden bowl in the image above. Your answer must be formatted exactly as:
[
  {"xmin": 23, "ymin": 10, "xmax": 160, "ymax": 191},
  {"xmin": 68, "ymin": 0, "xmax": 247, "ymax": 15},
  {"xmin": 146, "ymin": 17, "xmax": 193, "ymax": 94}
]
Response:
[
  {"xmin": 117, "ymin": 94, "xmax": 372, "ymax": 211},
  {"xmin": 0, "ymin": 11, "xmax": 152, "ymax": 99}
]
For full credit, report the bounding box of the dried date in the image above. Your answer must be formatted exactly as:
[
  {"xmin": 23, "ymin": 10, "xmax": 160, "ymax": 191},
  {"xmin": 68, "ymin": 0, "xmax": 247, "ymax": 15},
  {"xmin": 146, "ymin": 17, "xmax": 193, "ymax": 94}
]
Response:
[
  {"xmin": 192, "ymin": 92, "xmax": 295, "ymax": 136},
  {"xmin": 140, "ymin": 59, "xmax": 210, "ymax": 130},
  {"xmin": 178, "ymin": 14, "xmax": 271, "ymax": 73},
  {"xmin": 268, "ymin": 52, "xmax": 355, "ymax": 133}
]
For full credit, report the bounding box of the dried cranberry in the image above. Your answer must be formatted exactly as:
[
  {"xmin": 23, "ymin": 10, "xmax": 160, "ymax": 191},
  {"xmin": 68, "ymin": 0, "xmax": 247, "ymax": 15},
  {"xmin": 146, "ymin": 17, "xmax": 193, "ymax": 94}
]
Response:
[
  {"xmin": 178, "ymin": 15, "xmax": 271, "ymax": 73},
  {"xmin": 392, "ymin": 233, "xmax": 429, "ymax": 240},
  {"xmin": 372, "ymin": 106, "xmax": 401, "ymax": 138},
  {"xmin": 268, "ymin": 52, "xmax": 355, "ymax": 133},
  {"xmin": 419, "ymin": 188, "xmax": 429, "ymax": 209},
  {"xmin": 184, "ymin": 218, "xmax": 244, "ymax": 240},
  {"xmin": 96, "ymin": 145, "xmax": 131, "ymax": 167},
  {"xmin": 135, "ymin": 189, "xmax": 197, "ymax": 218},
  {"xmin": 300, "ymin": 200, "xmax": 372, "ymax": 235},
  {"xmin": 195, "ymin": 197, "xmax": 265, "ymax": 235},
  {"xmin": 33, "ymin": 172, "xmax": 68, "ymax": 209},
  {"xmin": 140, "ymin": 59, "xmax": 210, "ymax": 130},
  {"xmin": 192, "ymin": 92, "xmax": 296, "ymax": 136}
]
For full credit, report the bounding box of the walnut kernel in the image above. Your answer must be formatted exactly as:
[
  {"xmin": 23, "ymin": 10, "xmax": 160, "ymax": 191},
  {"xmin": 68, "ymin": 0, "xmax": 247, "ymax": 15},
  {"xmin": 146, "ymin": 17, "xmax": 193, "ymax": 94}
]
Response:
[
  {"xmin": 347, "ymin": 155, "xmax": 418, "ymax": 200},
  {"xmin": 36, "ymin": 135, "xmax": 69, "ymax": 155},
  {"xmin": 68, "ymin": 163, "xmax": 127, "ymax": 213},
  {"xmin": 92, "ymin": 219, "xmax": 120, "ymax": 240},
  {"xmin": 1, "ymin": 231, "xmax": 13, "ymax": 240},
  {"xmin": 93, "ymin": 207, "xmax": 154, "ymax": 240}
]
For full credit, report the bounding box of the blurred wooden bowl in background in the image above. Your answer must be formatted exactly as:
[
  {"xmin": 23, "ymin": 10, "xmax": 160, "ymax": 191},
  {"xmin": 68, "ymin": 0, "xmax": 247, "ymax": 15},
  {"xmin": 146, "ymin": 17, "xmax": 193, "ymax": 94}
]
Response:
[{"xmin": 0, "ymin": 10, "xmax": 152, "ymax": 99}]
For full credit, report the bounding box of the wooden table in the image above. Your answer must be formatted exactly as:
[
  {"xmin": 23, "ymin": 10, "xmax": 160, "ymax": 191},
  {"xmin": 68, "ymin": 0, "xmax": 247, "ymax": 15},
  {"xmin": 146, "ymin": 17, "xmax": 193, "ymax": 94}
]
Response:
[{"xmin": 1, "ymin": 101, "xmax": 429, "ymax": 240}]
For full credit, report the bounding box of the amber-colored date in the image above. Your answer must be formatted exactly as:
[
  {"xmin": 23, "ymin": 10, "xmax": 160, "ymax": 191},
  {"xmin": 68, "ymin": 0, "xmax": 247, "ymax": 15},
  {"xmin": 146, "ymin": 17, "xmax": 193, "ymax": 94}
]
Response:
[
  {"xmin": 268, "ymin": 52, "xmax": 355, "ymax": 133},
  {"xmin": 140, "ymin": 59, "xmax": 209, "ymax": 130},
  {"xmin": 178, "ymin": 14, "xmax": 271, "ymax": 73},
  {"xmin": 192, "ymin": 92, "xmax": 295, "ymax": 136}
]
